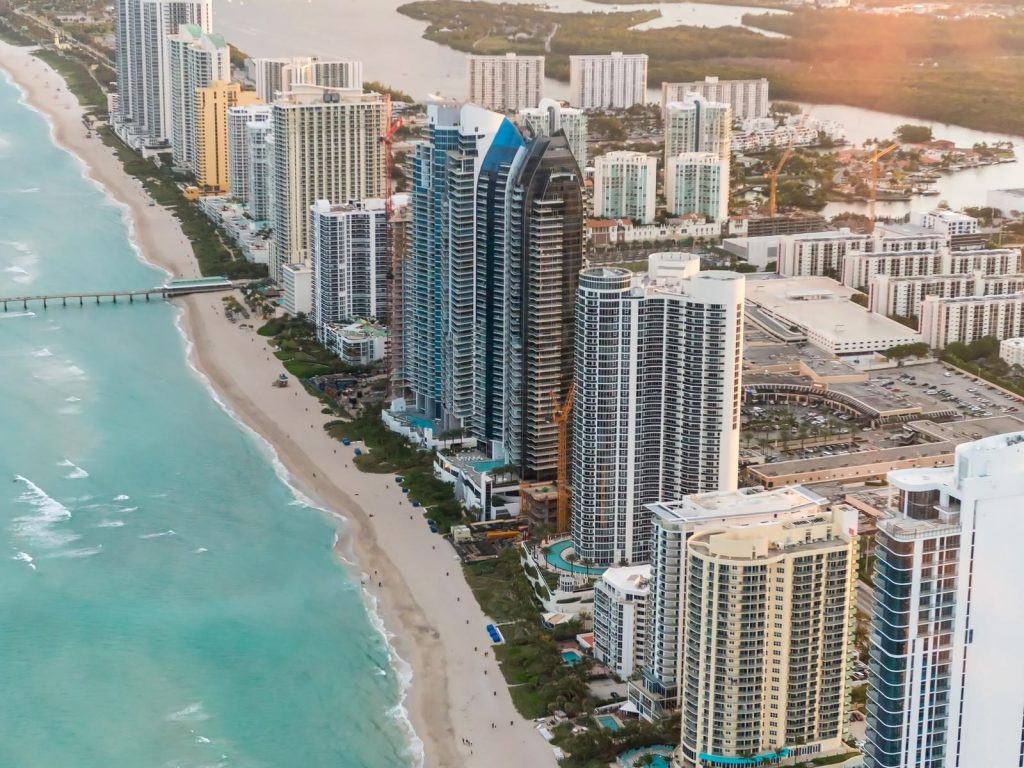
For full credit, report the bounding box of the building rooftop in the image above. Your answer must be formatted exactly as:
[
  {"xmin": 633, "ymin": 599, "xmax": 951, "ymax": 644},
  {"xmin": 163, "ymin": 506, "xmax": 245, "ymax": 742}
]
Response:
[
  {"xmin": 907, "ymin": 415, "xmax": 1024, "ymax": 445},
  {"xmin": 649, "ymin": 485, "xmax": 824, "ymax": 526},
  {"xmin": 750, "ymin": 441, "xmax": 956, "ymax": 479},
  {"xmin": 599, "ymin": 564, "xmax": 651, "ymax": 595},
  {"xmin": 745, "ymin": 275, "xmax": 920, "ymax": 346}
]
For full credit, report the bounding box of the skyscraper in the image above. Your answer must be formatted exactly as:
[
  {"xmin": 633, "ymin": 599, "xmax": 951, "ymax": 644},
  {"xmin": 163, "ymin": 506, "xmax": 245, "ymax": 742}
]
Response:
[
  {"xmin": 270, "ymin": 85, "xmax": 387, "ymax": 281},
  {"xmin": 466, "ymin": 53, "xmax": 544, "ymax": 112},
  {"xmin": 664, "ymin": 96, "xmax": 731, "ymax": 163},
  {"xmin": 503, "ymin": 133, "xmax": 584, "ymax": 480},
  {"xmin": 866, "ymin": 432, "xmax": 1024, "ymax": 768},
  {"xmin": 665, "ymin": 152, "xmax": 729, "ymax": 222},
  {"xmin": 196, "ymin": 81, "xmax": 260, "ymax": 193},
  {"xmin": 246, "ymin": 119, "xmax": 274, "ymax": 221},
  {"xmin": 227, "ymin": 102, "xmax": 271, "ymax": 204},
  {"xmin": 250, "ymin": 56, "xmax": 363, "ymax": 102},
  {"xmin": 114, "ymin": 0, "xmax": 212, "ymax": 146},
  {"xmin": 167, "ymin": 24, "xmax": 230, "ymax": 172},
  {"xmin": 571, "ymin": 255, "xmax": 744, "ymax": 566},
  {"xmin": 569, "ymin": 52, "xmax": 648, "ymax": 110},
  {"xmin": 661, "ymin": 76, "xmax": 769, "ymax": 120},
  {"xmin": 592, "ymin": 151, "xmax": 658, "ymax": 224},
  {"xmin": 310, "ymin": 198, "xmax": 391, "ymax": 341},
  {"xmin": 518, "ymin": 98, "xmax": 589, "ymax": 169}
]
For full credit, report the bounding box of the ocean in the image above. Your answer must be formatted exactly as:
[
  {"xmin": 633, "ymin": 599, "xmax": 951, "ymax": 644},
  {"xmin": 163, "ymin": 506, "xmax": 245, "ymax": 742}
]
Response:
[{"xmin": 0, "ymin": 72, "xmax": 417, "ymax": 767}]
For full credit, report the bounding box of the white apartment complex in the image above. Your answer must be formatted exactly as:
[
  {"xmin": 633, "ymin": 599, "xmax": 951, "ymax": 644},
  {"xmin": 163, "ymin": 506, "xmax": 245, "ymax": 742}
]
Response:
[
  {"xmin": 661, "ymin": 76, "xmax": 769, "ymax": 120},
  {"xmin": 841, "ymin": 247, "xmax": 1020, "ymax": 291},
  {"xmin": 571, "ymin": 255, "xmax": 744, "ymax": 566},
  {"xmin": 247, "ymin": 119, "xmax": 274, "ymax": 220},
  {"xmin": 280, "ymin": 261, "xmax": 313, "ymax": 316},
  {"xmin": 631, "ymin": 486, "xmax": 854, "ymax": 725},
  {"xmin": 114, "ymin": 0, "xmax": 212, "ymax": 146},
  {"xmin": 592, "ymin": 151, "xmax": 657, "ymax": 224},
  {"xmin": 518, "ymin": 98, "xmax": 588, "ymax": 168},
  {"xmin": 911, "ymin": 208, "xmax": 979, "ymax": 238},
  {"xmin": 270, "ymin": 85, "xmax": 387, "ymax": 281},
  {"xmin": 664, "ymin": 96, "xmax": 731, "ymax": 163},
  {"xmin": 870, "ymin": 270, "xmax": 1024, "ymax": 317},
  {"xmin": 249, "ymin": 56, "xmax": 363, "ymax": 102},
  {"xmin": 167, "ymin": 24, "xmax": 229, "ymax": 172},
  {"xmin": 866, "ymin": 433, "xmax": 1024, "ymax": 768},
  {"xmin": 778, "ymin": 229, "xmax": 872, "ymax": 278},
  {"xmin": 227, "ymin": 103, "xmax": 272, "ymax": 205},
  {"xmin": 665, "ymin": 152, "xmax": 728, "ymax": 223},
  {"xmin": 466, "ymin": 53, "xmax": 544, "ymax": 111},
  {"xmin": 1000, "ymin": 336, "xmax": 1024, "ymax": 367},
  {"xmin": 310, "ymin": 198, "xmax": 391, "ymax": 343},
  {"xmin": 677, "ymin": 503, "xmax": 858, "ymax": 767},
  {"xmin": 920, "ymin": 292, "xmax": 1024, "ymax": 348},
  {"xmin": 592, "ymin": 565, "xmax": 650, "ymax": 679},
  {"xmin": 569, "ymin": 52, "xmax": 648, "ymax": 110}
]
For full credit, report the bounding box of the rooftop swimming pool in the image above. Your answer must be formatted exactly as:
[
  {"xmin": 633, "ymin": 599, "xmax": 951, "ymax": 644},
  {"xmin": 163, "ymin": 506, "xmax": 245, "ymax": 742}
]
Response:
[
  {"xmin": 544, "ymin": 540, "xmax": 607, "ymax": 576},
  {"xmin": 469, "ymin": 458, "xmax": 505, "ymax": 473}
]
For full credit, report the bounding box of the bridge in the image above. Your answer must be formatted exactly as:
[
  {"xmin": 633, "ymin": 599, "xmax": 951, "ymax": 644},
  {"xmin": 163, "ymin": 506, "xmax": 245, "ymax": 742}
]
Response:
[{"xmin": 0, "ymin": 277, "xmax": 247, "ymax": 311}]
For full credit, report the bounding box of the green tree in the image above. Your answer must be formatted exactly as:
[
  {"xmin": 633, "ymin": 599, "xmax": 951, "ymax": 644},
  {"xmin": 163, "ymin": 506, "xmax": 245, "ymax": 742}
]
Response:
[{"xmin": 895, "ymin": 124, "xmax": 934, "ymax": 143}]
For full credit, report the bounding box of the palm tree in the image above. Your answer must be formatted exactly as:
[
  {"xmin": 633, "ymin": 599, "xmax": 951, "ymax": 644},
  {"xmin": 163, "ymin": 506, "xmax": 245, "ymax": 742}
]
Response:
[{"xmin": 565, "ymin": 551, "xmax": 578, "ymax": 579}]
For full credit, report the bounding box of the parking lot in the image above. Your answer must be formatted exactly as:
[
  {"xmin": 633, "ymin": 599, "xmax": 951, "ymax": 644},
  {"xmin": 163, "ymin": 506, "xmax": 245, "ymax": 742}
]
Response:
[{"xmin": 880, "ymin": 362, "xmax": 1024, "ymax": 420}]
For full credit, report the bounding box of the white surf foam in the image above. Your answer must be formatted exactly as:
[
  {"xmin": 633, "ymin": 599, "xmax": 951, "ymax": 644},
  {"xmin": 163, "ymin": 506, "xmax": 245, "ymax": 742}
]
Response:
[
  {"xmin": 0, "ymin": 240, "xmax": 38, "ymax": 285},
  {"xmin": 17, "ymin": 187, "xmax": 40, "ymax": 194},
  {"xmin": 32, "ymin": 347, "xmax": 54, "ymax": 358},
  {"xmin": 11, "ymin": 475, "xmax": 80, "ymax": 549},
  {"xmin": 65, "ymin": 395, "xmax": 81, "ymax": 403},
  {"xmin": 95, "ymin": 520, "xmax": 125, "ymax": 528},
  {"xmin": 44, "ymin": 545, "xmax": 102, "ymax": 559},
  {"xmin": 12, "ymin": 551, "xmax": 36, "ymax": 570},
  {"xmin": 58, "ymin": 459, "xmax": 89, "ymax": 479},
  {"xmin": 193, "ymin": 547, "xmax": 208, "ymax": 554},
  {"xmin": 119, "ymin": 506, "xmax": 138, "ymax": 513},
  {"xmin": 113, "ymin": 494, "xmax": 130, "ymax": 501},
  {"xmin": 167, "ymin": 702, "xmax": 208, "ymax": 722},
  {"xmin": 139, "ymin": 529, "xmax": 176, "ymax": 539},
  {"xmin": 0, "ymin": 311, "xmax": 35, "ymax": 320}
]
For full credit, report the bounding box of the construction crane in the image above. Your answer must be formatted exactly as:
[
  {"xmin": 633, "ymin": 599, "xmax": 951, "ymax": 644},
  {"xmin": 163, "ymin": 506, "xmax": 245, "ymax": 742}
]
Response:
[
  {"xmin": 551, "ymin": 384, "xmax": 575, "ymax": 534},
  {"xmin": 380, "ymin": 97, "xmax": 405, "ymax": 398},
  {"xmin": 867, "ymin": 143, "xmax": 899, "ymax": 231},
  {"xmin": 766, "ymin": 113, "xmax": 809, "ymax": 217}
]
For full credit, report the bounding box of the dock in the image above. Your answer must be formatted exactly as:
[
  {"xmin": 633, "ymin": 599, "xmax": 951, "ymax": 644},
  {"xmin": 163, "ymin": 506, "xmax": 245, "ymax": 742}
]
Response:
[{"xmin": 0, "ymin": 277, "xmax": 248, "ymax": 311}]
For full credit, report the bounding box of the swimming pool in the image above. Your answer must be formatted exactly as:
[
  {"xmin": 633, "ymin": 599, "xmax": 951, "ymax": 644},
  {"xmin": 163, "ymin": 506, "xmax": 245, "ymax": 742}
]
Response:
[
  {"xmin": 470, "ymin": 458, "xmax": 505, "ymax": 473},
  {"xmin": 544, "ymin": 540, "xmax": 606, "ymax": 576},
  {"xmin": 595, "ymin": 714, "xmax": 621, "ymax": 732},
  {"xmin": 561, "ymin": 650, "xmax": 583, "ymax": 666}
]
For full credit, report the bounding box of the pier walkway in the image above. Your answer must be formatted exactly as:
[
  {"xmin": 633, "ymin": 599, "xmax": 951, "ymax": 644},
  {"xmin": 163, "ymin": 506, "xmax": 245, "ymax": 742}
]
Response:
[{"xmin": 0, "ymin": 277, "xmax": 248, "ymax": 311}]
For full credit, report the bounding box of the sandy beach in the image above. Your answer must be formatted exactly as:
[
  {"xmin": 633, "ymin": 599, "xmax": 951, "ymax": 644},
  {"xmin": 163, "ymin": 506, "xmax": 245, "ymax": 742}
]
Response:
[{"xmin": 0, "ymin": 41, "xmax": 556, "ymax": 768}]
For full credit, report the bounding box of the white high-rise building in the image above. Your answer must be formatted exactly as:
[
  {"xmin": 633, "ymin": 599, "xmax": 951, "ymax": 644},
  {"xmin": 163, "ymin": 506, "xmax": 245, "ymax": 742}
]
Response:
[
  {"xmin": 593, "ymin": 151, "xmax": 657, "ymax": 224},
  {"xmin": 250, "ymin": 56, "xmax": 363, "ymax": 103},
  {"xmin": 867, "ymin": 432, "xmax": 1024, "ymax": 768},
  {"xmin": 310, "ymin": 198, "xmax": 391, "ymax": 341},
  {"xmin": 466, "ymin": 53, "xmax": 544, "ymax": 112},
  {"xmin": 920, "ymin": 292, "xmax": 1024, "ymax": 348},
  {"xmin": 518, "ymin": 98, "xmax": 589, "ymax": 168},
  {"xmin": 664, "ymin": 96, "xmax": 731, "ymax": 163},
  {"xmin": 630, "ymin": 487, "xmax": 856, "ymax": 729},
  {"xmin": 571, "ymin": 254, "xmax": 744, "ymax": 566},
  {"xmin": 665, "ymin": 152, "xmax": 728, "ymax": 222},
  {"xmin": 247, "ymin": 120, "xmax": 274, "ymax": 221},
  {"xmin": 270, "ymin": 85, "xmax": 387, "ymax": 281},
  {"xmin": 661, "ymin": 76, "xmax": 769, "ymax": 120},
  {"xmin": 569, "ymin": 52, "xmax": 648, "ymax": 110},
  {"xmin": 167, "ymin": 24, "xmax": 230, "ymax": 172},
  {"xmin": 227, "ymin": 103, "xmax": 271, "ymax": 204},
  {"xmin": 114, "ymin": 0, "xmax": 212, "ymax": 146},
  {"xmin": 593, "ymin": 565, "xmax": 650, "ymax": 679}
]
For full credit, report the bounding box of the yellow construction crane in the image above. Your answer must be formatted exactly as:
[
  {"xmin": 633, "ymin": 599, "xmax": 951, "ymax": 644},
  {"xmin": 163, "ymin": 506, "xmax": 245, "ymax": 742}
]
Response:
[
  {"xmin": 551, "ymin": 384, "xmax": 575, "ymax": 534},
  {"xmin": 766, "ymin": 114, "xmax": 809, "ymax": 217},
  {"xmin": 867, "ymin": 143, "xmax": 899, "ymax": 230}
]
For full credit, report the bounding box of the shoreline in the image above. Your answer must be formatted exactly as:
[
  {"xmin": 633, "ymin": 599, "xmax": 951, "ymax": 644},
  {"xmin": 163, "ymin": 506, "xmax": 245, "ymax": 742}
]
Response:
[{"xmin": 0, "ymin": 40, "xmax": 556, "ymax": 768}]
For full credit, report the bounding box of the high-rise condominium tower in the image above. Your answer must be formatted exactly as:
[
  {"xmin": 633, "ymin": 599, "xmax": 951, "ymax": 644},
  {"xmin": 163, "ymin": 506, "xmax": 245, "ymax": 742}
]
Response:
[
  {"xmin": 518, "ymin": 98, "xmax": 589, "ymax": 169},
  {"xmin": 467, "ymin": 53, "xmax": 545, "ymax": 112},
  {"xmin": 664, "ymin": 96, "xmax": 731, "ymax": 164},
  {"xmin": 270, "ymin": 85, "xmax": 387, "ymax": 281},
  {"xmin": 569, "ymin": 52, "xmax": 648, "ymax": 110},
  {"xmin": 866, "ymin": 432, "xmax": 1024, "ymax": 768},
  {"xmin": 196, "ymin": 81, "xmax": 261, "ymax": 193},
  {"xmin": 665, "ymin": 152, "xmax": 729, "ymax": 222},
  {"xmin": 592, "ymin": 151, "xmax": 658, "ymax": 224},
  {"xmin": 227, "ymin": 103, "xmax": 271, "ymax": 204},
  {"xmin": 571, "ymin": 255, "xmax": 744, "ymax": 566},
  {"xmin": 250, "ymin": 56, "xmax": 363, "ymax": 102},
  {"xmin": 167, "ymin": 24, "xmax": 230, "ymax": 172},
  {"xmin": 114, "ymin": 0, "xmax": 212, "ymax": 145},
  {"xmin": 661, "ymin": 76, "xmax": 769, "ymax": 120}
]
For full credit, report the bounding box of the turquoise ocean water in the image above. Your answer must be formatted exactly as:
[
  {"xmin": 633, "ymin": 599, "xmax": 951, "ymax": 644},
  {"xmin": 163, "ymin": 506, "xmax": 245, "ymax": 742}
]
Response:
[{"xmin": 0, "ymin": 73, "xmax": 417, "ymax": 767}]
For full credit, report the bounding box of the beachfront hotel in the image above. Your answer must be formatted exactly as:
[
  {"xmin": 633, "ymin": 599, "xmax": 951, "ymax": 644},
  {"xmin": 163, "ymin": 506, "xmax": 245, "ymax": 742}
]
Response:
[
  {"xmin": 568, "ymin": 52, "xmax": 648, "ymax": 110},
  {"xmin": 661, "ymin": 76, "xmax": 769, "ymax": 120},
  {"xmin": 167, "ymin": 24, "xmax": 230, "ymax": 173},
  {"xmin": 517, "ymin": 98, "xmax": 589, "ymax": 169},
  {"xmin": 592, "ymin": 151, "xmax": 658, "ymax": 224},
  {"xmin": 570, "ymin": 255, "xmax": 744, "ymax": 566},
  {"xmin": 195, "ymin": 80, "xmax": 260, "ymax": 193},
  {"xmin": 226, "ymin": 103, "xmax": 271, "ymax": 206},
  {"xmin": 866, "ymin": 432, "xmax": 1024, "ymax": 768},
  {"xmin": 269, "ymin": 85, "xmax": 387, "ymax": 281},
  {"xmin": 592, "ymin": 565, "xmax": 650, "ymax": 679},
  {"xmin": 310, "ymin": 198, "xmax": 392, "ymax": 341},
  {"xmin": 249, "ymin": 56, "xmax": 363, "ymax": 103},
  {"xmin": 113, "ymin": 0, "xmax": 212, "ymax": 147},
  {"xmin": 466, "ymin": 53, "xmax": 544, "ymax": 112}
]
